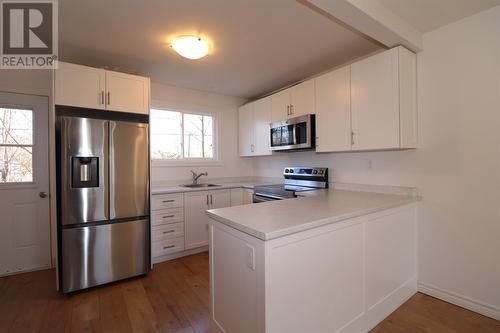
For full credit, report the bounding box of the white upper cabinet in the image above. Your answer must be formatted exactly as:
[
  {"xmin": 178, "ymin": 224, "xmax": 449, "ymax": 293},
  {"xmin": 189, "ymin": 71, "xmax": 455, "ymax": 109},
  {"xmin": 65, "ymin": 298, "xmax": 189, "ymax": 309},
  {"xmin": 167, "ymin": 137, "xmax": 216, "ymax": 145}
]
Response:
[
  {"xmin": 253, "ymin": 96, "xmax": 272, "ymax": 156},
  {"xmin": 315, "ymin": 66, "xmax": 351, "ymax": 152},
  {"xmin": 238, "ymin": 103, "xmax": 254, "ymax": 157},
  {"xmin": 271, "ymin": 79, "xmax": 315, "ymax": 122},
  {"xmin": 55, "ymin": 61, "xmax": 150, "ymax": 115},
  {"xmin": 238, "ymin": 97, "xmax": 272, "ymax": 157},
  {"xmin": 351, "ymin": 47, "xmax": 417, "ymax": 150},
  {"xmin": 105, "ymin": 71, "xmax": 150, "ymax": 115},
  {"xmin": 289, "ymin": 79, "xmax": 315, "ymax": 118},
  {"xmin": 271, "ymin": 89, "xmax": 290, "ymax": 122},
  {"xmin": 55, "ymin": 62, "xmax": 106, "ymax": 110}
]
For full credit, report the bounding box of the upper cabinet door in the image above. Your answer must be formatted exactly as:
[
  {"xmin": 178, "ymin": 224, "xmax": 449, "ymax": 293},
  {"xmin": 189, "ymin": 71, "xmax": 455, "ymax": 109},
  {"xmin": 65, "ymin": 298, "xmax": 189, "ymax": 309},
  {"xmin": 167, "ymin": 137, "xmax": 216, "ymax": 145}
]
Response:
[
  {"xmin": 238, "ymin": 103, "xmax": 254, "ymax": 157},
  {"xmin": 315, "ymin": 66, "xmax": 351, "ymax": 152},
  {"xmin": 351, "ymin": 49, "xmax": 400, "ymax": 150},
  {"xmin": 253, "ymin": 96, "xmax": 272, "ymax": 156},
  {"xmin": 271, "ymin": 89, "xmax": 290, "ymax": 122},
  {"xmin": 55, "ymin": 62, "xmax": 106, "ymax": 110},
  {"xmin": 290, "ymin": 79, "xmax": 315, "ymax": 117},
  {"xmin": 105, "ymin": 71, "xmax": 150, "ymax": 114}
]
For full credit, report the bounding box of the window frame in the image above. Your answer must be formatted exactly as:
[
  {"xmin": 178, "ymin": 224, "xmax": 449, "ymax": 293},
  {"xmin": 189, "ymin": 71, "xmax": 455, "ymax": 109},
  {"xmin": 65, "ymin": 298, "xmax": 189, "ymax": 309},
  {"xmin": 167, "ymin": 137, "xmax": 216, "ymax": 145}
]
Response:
[
  {"xmin": 0, "ymin": 106, "xmax": 35, "ymax": 186},
  {"xmin": 150, "ymin": 103, "xmax": 221, "ymax": 167}
]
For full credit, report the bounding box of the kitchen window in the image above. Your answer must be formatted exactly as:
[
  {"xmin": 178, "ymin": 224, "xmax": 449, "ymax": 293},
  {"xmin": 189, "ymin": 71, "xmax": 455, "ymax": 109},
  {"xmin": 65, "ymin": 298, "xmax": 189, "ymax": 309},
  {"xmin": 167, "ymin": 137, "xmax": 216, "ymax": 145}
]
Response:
[{"xmin": 150, "ymin": 108, "xmax": 217, "ymax": 164}]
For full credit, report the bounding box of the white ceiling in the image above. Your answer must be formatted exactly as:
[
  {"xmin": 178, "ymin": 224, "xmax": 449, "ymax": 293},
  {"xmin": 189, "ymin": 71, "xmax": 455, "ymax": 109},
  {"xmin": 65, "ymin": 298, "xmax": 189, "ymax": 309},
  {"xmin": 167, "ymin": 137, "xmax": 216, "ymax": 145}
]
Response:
[
  {"xmin": 58, "ymin": 0, "xmax": 381, "ymax": 98},
  {"xmin": 379, "ymin": 0, "xmax": 500, "ymax": 33}
]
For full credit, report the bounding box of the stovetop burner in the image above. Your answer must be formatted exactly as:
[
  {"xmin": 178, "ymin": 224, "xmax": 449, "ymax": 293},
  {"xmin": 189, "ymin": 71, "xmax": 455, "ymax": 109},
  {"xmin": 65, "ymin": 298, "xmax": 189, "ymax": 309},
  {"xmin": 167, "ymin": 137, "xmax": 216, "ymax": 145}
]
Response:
[{"xmin": 253, "ymin": 167, "xmax": 328, "ymax": 203}]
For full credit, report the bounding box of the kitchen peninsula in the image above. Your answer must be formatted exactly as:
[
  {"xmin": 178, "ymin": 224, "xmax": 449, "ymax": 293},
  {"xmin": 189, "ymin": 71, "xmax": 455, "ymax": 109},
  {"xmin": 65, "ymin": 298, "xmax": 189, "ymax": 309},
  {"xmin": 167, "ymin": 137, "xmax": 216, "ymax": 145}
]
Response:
[{"xmin": 207, "ymin": 187, "xmax": 419, "ymax": 333}]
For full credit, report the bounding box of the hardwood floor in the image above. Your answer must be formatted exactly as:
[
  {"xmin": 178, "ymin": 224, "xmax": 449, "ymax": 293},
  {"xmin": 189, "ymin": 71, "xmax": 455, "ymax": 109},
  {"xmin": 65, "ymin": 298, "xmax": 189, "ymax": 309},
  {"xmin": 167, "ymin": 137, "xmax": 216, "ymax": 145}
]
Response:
[{"xmin": 0, "ymin": 252, "xmax": 498, "ymax": 333}]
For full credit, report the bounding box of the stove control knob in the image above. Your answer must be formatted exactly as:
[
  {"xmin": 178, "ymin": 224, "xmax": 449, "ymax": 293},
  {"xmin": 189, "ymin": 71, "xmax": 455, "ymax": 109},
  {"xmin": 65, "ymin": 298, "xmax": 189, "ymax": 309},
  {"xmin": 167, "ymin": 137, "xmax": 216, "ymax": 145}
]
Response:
[
  {"xmin": 289, "ymin": 169, "xmax": 294, "ymax": 173},
  {"xmin": 285, "ymin": 168, "xmax": 289, "ymax": 173},
  {"xmin": 318, "ymin": 170, "xmax": 324, "ymax": 175},
  {"xmin": 313, "ymin": 170, "xmax": 318, "ymax": 174}
]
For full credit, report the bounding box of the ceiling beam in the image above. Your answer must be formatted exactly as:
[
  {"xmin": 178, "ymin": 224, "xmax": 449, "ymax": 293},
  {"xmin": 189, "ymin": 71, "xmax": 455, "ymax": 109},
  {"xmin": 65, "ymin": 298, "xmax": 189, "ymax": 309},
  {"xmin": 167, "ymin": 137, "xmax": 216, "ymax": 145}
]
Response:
[{"xmin": 304, "ymin": 0, "xmax": 423, "ymax": 52}]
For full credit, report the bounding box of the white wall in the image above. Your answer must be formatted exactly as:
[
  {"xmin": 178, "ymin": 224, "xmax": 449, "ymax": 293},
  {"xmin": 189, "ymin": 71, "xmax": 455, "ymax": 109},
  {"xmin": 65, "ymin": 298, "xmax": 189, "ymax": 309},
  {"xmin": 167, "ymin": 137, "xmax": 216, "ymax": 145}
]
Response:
[
  {"xmin": 150, "ymin": 82, "xmax": 254, "ymax": 184},
  {"xmin": 253, "ymin": 6, "xmax": 500, "ymax": 318}
]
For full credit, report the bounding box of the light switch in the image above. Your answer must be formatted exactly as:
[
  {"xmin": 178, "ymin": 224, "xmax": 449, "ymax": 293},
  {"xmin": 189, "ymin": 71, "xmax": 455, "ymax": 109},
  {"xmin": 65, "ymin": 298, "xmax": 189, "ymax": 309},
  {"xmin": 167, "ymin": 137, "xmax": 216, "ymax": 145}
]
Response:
[{"xmin": 245, "ymin": 244, "xmax": 255, "ymax": 270}]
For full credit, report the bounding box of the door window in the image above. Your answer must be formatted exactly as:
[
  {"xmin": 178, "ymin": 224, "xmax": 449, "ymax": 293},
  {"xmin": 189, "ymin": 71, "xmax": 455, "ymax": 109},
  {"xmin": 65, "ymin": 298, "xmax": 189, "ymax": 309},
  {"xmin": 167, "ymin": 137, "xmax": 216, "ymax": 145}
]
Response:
[{"xmin": 0, "ymin": 108, "xmax": 33, "ymax": 183}]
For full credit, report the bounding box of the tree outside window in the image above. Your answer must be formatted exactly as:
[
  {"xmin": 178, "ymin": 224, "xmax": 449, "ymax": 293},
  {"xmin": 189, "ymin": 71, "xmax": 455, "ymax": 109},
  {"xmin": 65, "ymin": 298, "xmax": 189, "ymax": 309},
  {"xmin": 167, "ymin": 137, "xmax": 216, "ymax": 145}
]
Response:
[{"xmin": 0, "ymin": 108, "xmax": 33, "ymax": 183}]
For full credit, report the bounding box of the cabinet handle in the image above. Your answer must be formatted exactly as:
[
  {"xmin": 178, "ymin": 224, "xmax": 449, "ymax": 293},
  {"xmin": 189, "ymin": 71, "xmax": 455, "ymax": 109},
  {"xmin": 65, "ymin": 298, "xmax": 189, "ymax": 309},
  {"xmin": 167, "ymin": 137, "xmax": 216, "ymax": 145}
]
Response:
[
  {"xmin": 286, "ymin": 105, "xmax": 290, "ymax": 115},
  {"xmin": 351, "ymin": 131, "xmax": 355, "ymax": 145},
  {"xmin": 162, "ymin": 215, "xmax": 174, "ymax": 218},
  {"xmin": 100, "ymin": 91, "xmax": 104, "ymax": 105},
  {"xmin": 290, "ymin": 104, "xmax": 293, "ymax": 115},
  {"xmin": 163, "ymin": 245, "xmax": 175, "ymax": 249},
  {"xmin": 162, "ymin": 230, "xmax": 175, "ymax": 234},
  {"xmin": 162, "ymin": 199, "xmax": 174, "ymax": 203},
  {"xmin": 250, "ymin": 144, "xmax": 254, "ymax": 152},
  {"xmin": 106, "ymin": 91, "xmax": 110, "ymax": 105},
  {"xmin": 210, "ymin": 194, "xmax": 213, "ymax": 205},
  {"xmin": 206, "ymin": 194, "xmax": 209, "ymax": 205}
]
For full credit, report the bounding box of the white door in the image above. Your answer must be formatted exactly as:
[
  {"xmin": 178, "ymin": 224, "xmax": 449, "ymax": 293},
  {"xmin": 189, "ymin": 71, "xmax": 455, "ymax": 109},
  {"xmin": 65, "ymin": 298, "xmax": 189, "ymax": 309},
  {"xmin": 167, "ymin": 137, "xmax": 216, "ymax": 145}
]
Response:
[
  {"xmin": 184, "ymin": 191, "xmax": 210, "ymax": 249},
  {"xmin": 271, "ymin": 89, "xmax": 290, "ymax": 122},
  {"xmin": 105, "ymin": 71, "xmax": 150, "ymax": 114},
  {"xmin": 55, "ymin": 62, "xmax": 106, "ymax": 110},
  {"xmin": 351, "ymin": 48, "xmax": 400, "ymax": 150},
  {"xmin": 315, "ymin": 66, "xmax": 352, "ymax": 152},
  {"xmin": 0, "ymin": 92, "xmax": 50, "ymax": 276},
  {"xmin": 238, "ymin": 103, "xmax": 254, "ymax": 156},
  {"xmin": 230, "ymin": 188, "xmax": 244, "ymax": 207},
  {"xmin": 210, "ymin": 189, "xmax": 231, "ymax": 209},
  {"xmin": 290, "ymin": 79, "xmax": 315, "ymax": 117},
  {"xmin": 253, "ymin": 96, "xmax": 272, "ymax": 156}
]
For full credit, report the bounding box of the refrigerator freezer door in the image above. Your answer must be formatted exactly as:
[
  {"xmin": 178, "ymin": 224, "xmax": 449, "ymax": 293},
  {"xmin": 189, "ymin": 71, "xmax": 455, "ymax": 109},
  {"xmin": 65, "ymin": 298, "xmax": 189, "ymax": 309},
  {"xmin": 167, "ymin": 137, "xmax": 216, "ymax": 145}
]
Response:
[
  {"xmin": 109, "ymin": 121, "xmax": 149, "ymax": 219},
  {"xmin": 59, "ymin": 117, "xmax": 109, "ymax": 225},
  {"xmin": 61, "ymin": 219, "xmax": 150, "ymax": 292}
]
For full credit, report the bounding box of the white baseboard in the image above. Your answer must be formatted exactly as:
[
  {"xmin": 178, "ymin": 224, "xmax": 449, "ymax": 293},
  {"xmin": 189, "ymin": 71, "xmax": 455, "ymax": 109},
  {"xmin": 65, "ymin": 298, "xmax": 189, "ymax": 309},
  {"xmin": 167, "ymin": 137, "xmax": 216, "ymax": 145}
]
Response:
[
  {"xmin": 418, "ymin": 282, "xmax": 500, "ymax": 321},
  {"xmin": 152, "ymin": 246, "xmax": 208, "ymax": 265}
]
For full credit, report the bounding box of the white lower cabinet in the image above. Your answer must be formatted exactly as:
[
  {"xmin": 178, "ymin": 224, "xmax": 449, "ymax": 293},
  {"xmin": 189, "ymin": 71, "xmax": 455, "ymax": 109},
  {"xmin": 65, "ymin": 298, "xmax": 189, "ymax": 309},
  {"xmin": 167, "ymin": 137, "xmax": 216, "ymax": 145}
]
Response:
[
  {"xmin": 151, "ymin": 193, "xmax": 185, "ymax": 259},
  {"xmin": 230, "ymin": 188, "xmax": 254, "ymax": 206},
  {"xmin": 185, "ymin": 189, "xmax": 231, "ymax": 250},
  {"xmin": 209, "ymin": 204, "xmax": 417, "ymax": 333}
]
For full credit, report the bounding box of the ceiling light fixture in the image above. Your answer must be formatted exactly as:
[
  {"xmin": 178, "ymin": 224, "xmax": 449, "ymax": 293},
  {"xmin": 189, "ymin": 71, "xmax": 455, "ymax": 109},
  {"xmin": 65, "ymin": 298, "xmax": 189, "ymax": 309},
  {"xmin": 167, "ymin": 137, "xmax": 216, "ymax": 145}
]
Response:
[{"xmin": 171, "ymin": 35, "xmax": 209, "ymax": 60}]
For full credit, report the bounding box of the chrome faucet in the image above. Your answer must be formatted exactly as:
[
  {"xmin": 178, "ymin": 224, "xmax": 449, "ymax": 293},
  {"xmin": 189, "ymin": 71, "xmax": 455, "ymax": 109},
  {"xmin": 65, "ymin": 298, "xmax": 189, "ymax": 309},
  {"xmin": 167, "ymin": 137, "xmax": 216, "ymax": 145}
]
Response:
[{"xmin": 190, "ymin": 170, "xmax": 208, "ymax": 184}]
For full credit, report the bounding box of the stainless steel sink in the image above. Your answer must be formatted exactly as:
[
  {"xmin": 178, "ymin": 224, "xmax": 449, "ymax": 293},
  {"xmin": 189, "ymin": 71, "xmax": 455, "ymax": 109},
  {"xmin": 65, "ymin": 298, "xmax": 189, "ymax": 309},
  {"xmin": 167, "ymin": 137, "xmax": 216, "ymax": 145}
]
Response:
[{"xmin": 180, "ymin": 183, "xmax": 221, "ymax": 188}]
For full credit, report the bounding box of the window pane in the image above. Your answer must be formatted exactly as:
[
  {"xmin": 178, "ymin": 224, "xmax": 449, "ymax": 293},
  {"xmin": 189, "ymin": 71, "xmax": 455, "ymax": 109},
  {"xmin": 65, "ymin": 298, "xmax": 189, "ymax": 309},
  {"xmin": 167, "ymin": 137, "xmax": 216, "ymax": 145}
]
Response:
[
  {"xmin": 0, "ymin": 108, "xmax": 33, "ymax": 145},
  {"xmin": 150, "ymin": 109, "xmax": 182, "ymax": 159},
  {"xmin": 184, "ymin": 114, "xmax": 213, "ymax": 158},
  {"xmin": 0, "ymin": 146, "xmax": 33, "ymax": 183}
]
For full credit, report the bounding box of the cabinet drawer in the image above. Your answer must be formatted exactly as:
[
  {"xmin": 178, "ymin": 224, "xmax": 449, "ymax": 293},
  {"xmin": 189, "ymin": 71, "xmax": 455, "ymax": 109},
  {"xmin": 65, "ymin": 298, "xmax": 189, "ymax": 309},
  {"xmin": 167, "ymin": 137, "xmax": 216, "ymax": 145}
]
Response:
[
  {"xmin": 152, "ymin": 208, "xmax": 184, "ymax": 226},
  {"xmin": 152, "ymin": 194, "xmax": 183, "ymax": 210},
  {"xmin": 152, "ymin": 237, "xmax": 184, "ymax": 257},
  {"xmin": 152, "ymin": 223, "xmax": 184, "ymax": 241}
]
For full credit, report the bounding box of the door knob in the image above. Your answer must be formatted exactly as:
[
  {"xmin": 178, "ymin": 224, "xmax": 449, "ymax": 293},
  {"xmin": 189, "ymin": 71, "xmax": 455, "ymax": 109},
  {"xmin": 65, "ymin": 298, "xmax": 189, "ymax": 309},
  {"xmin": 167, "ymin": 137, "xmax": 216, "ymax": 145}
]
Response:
[{"xmin": 39, "ymin": 192, "xmax": 48, "ymax": 198}]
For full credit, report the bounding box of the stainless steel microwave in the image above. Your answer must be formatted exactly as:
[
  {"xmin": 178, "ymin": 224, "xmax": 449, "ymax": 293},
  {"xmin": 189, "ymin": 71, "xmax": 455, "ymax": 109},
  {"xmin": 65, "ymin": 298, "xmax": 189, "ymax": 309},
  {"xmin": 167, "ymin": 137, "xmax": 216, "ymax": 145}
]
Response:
[{"xmin": 270, "ymin": 114, "xmax": 315, "ymax": 151}]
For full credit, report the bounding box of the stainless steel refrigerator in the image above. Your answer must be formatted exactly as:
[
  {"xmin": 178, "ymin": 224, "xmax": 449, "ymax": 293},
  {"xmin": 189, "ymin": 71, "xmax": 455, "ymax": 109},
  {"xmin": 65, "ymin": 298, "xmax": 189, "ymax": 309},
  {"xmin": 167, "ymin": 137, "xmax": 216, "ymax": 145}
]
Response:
[{"xmin": 56, "ymin": 113, "xmax": 150, "ymax": 293}]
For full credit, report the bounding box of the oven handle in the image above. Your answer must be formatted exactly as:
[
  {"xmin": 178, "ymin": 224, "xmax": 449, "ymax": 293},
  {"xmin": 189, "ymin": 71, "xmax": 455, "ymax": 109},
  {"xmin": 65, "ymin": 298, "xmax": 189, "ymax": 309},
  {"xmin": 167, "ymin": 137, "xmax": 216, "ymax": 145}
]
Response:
[{"xmin": 292, "ymin": 124, "xmax": 297, "ymax": 145}]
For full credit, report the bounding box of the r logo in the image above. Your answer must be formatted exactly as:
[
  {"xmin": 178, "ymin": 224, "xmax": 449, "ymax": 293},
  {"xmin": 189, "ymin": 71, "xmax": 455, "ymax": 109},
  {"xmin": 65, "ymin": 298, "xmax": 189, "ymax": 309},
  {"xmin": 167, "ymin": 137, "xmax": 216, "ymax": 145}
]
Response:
[{"xmin": 2, "ymin": 2, "xmax": 53, "ymax": 54}]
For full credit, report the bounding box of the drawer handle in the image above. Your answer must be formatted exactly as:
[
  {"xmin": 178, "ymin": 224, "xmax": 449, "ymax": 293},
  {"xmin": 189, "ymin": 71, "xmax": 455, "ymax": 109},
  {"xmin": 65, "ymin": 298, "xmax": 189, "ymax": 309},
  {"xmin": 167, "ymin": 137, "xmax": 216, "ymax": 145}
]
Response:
[
  {"xmin": 162, "ymin": 215, "xmax": 175, "ymax": 218},
  {"xmin": 163, "ymin": 245, "xmax": 175, "ymax": 249},
  {"xmin": 163, "ymin": 230, "xmax": 175, "ymax": 234},
  {"xmin": 162, "ymin": 200, "xmax": 175, "ymax": 203}
]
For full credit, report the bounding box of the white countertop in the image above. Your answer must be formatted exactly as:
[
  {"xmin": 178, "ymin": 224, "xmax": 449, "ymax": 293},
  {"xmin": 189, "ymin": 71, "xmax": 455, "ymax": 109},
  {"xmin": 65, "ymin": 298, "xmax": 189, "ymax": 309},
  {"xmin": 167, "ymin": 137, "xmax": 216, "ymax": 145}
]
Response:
[
  {"xmin": 206, "ymin": 189, "xmax": 419, "ymax": 241},
  {"xmin": 151, "ymin": 181, "xmax": 274, "ymax": 195}
]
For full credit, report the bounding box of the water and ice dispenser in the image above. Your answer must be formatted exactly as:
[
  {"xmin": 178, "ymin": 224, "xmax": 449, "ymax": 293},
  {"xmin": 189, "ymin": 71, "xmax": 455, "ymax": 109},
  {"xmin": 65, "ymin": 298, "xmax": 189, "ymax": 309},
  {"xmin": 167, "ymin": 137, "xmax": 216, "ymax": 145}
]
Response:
[{"xmin": 71, "ymin": 157, "xmax": 99, "ymax": 188}]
